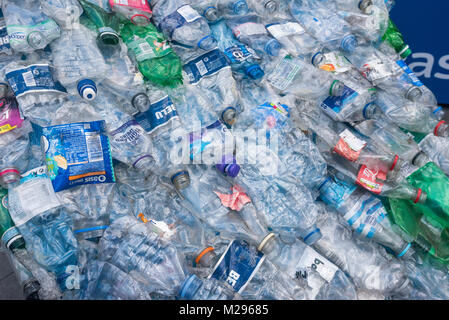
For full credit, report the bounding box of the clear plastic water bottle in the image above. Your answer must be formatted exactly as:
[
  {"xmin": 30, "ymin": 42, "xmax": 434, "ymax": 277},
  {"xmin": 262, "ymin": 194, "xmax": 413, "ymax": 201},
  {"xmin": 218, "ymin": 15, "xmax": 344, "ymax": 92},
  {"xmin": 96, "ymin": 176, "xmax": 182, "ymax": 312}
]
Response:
[
  {"xmin": 179, "ymin": 274, "xmax": 238, "ymax": 300},
  {"xmin": 40, "ymin": 0, "xmax": 83, "ymax": 29},
  {"xmin": 3, "ymin": 0, "xmax": 61, "ymax": 52},
  {"xmin": 225, "ymin": 14, "xmax": 281, "ymax": 57},
  {"xmin": 313, "ymin": 205, "xmax": 412, "ymax": 296},
  {"xmin": 419, "ymin": 135, "xmax": 449, "ymax": 177},
  {"xmin": 8, "ymin": 166, "xmax": 80, "ymax": 292},
  {"xmin": 210, "ymin": 20, "xmax": 264, "ymax": 80},
  {"xmin": 317, "ymin": 171, "xmax": 415, "ymax": 259},
  {"xmin": 289, "ymin": 0, "xmax": 358, "ymax": 53},
  {"xmin": 151, "ymin": 0, "xmax": 217, "ymax": 50},
  {"xmin": 50, "ymin": 25, "xmax": 108, "ymax": 101}
]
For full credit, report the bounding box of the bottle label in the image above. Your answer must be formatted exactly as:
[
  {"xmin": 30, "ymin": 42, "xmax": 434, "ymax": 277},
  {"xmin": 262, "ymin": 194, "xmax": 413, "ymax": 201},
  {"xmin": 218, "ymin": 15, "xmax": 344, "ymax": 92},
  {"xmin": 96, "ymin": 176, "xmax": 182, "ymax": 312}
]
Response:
[
  {"xmin": 110, "ymin": 120, "xmax": 146, "ymax": 144},
  {"xmin": 319, "ymin": 52, "xmax": 352, "ymax": 74},
  {"xmin": 297, "ymin": 247, "xmax": 339, "ymax": 283},
  {"xmin": 40, "ymin": 121, "xmax": 115, "ymax": 192},
  {"xmin": 183, "ymin": 49, "xmax": 230, "ymax": 84},
  {"xmin": 127, "ymin": 34, "xmax": 172, "ymax": 62},
  {"xmin": 333, "ymin": 129, "xmax": 367, "ymax": 162},
  {"xmin": 319, "ymin": 177, "xmax": 357, "ymax": 209},
  {"xmin": 209, "ymin": 240, "xmax": 265, "ymax": 294},
  {"xmin": 266, "ymin": 22, "xmax": 305, "ymax": 39},
  {"xmin": 396, "ymin": 60, "xmax": 423, "ymax": 87},
  {"xmin": 320, "ymin": 86, "xmax": 359, "ymax": 119},
  {"xmin": 361, "ymin": 59, "xmax": 395, "ymax": 83},
  {"xmin": 356, "ymin": 165, "xmax": 384, "ymax": 195},
  {"xmin": 267, "ymin": 57, "xmax": 301, "ymax": 91},
  {"xmin": 6, "ymin": 19, "xmax": 60, "ymax": 52},
  {"xmin": 109, "ymin": 0, "xmax": 152, "ymax": 13},
  {"xmin": 343, "ymin": 192, "xmax": 387, "ymax": 238},
  {"xmin": 0, "ymin": 9, "xmax": 11, "ymax": 55},
  {"xmin": 134, "ymin": 96, "xmax": 179, "ymax": 134},
  {"xmin": 0, "ymin": 98, "xmax": 24, "ymax": 135},
  {"xmin": 223, "ymin": 44, "xmax": 252, "ymax": 63},
  {"xmin": 11, "ymin": 166, "xmax": 61, "ymax": 227},
  {"xmin": 5, "ymin": 64, "xmax": 67, "ymax": 98},
  {"xmin": 232, "ymin": 22, "xmax": 267, "ymax": 38},
  {"xmin": 158, "ymin": 5, "xmax": 201, "ymax": 38}
]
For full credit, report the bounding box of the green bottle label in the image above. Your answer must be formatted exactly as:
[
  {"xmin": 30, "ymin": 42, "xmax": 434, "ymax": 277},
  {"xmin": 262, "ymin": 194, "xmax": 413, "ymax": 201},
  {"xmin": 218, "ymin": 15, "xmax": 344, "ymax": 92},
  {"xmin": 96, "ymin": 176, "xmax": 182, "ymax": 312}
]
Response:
[{"xmin": 127, "ymin": 34, "xmax": 173, "ymax": 62}]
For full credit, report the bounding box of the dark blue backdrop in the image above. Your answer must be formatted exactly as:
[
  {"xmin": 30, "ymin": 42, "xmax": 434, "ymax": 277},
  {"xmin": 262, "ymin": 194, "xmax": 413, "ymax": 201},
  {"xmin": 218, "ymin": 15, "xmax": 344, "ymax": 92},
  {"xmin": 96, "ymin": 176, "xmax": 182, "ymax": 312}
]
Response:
[{"xmin": 391, "ymin": 1, "xmax": 449, "ymax": 104}]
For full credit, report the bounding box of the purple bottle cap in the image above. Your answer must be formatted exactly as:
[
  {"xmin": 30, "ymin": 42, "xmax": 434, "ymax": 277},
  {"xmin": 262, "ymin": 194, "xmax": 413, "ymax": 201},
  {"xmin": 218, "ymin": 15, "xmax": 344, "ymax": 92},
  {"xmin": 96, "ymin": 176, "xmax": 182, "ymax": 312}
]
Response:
[{"xmin": 216, "ymin": 155, "xmax": 240, "ymax": 177}]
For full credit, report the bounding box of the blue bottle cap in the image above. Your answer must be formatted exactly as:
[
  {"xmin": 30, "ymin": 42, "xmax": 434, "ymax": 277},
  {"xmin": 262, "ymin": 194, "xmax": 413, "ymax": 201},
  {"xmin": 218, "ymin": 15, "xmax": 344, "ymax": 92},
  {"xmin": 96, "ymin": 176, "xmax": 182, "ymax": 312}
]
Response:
[
  {"xmin": 179, "ymin": 274, "xmax": 203, "ymax": 300},
  {"xmin": 245, "ymin": 64, "xmax": 264, "ymax": 79},
  {"xmin": 340, "ymin": 35, "xmax": 357, "ymax": 53},
  {"xmin": 225, "ymin": 164, "xmax": 240, "ymax": 177},
  {"xmin": 433, "ymin": 106, "xmax": 443, "ymax": 114},
  {"xmin": 197, "ymin": 35, "xmax": 217, "ymax": 50},
  {"xmin": 233, "ymin": 0, "xmax": 249, "ymax": 15},
  {"xmin": 311, "ymin": 51, "xmax": 324, "ymax": 67},
  {"xmin": 303, "ymin": 228, "xmax": 322, "ymax": 245},
  {"xmin": 77, "ymin": 79, "xmax": 97, "ymax": 101},
  {"xmin": 265, "ymin": 39, "xmax": 281, "ymax": 57},
  {"xmin": 362, "ymin": 102, "xmax": 375, "ymax": 119}
]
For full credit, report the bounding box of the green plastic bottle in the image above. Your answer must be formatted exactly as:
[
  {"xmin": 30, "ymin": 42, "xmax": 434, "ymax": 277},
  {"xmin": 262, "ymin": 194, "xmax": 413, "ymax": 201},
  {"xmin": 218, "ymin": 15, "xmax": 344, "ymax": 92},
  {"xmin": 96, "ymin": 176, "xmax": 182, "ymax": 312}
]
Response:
[
  {"xmin": 119, "ymin": 21, "xmax": 183, "ymax": 88},
  {"xmin": 0, "ymin": 188, "xmax": 25, "ymax": 251},
  {"xmin": 79, "ymin": 0, "xmax": 121, "ymax": 45},
  {"xmin": 385, "ymin": 162, "xmax": 449, "ymax": 262},
  {"xmin": 382, "ymin": 19, "xmax": 412, "ymax": 59}
]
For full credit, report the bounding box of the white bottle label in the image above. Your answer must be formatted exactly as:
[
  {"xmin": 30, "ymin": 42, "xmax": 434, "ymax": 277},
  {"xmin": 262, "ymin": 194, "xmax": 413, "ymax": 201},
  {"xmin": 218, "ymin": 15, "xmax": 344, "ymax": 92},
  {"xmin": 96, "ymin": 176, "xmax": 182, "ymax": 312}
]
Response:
[
  {"xmin": 266, "ymin": 22, "xmax": 305, "ymax": 39},
  {"xmin": 233, "ymin": 22, "xmax": 267, "ymax": 38},
  {"xmin": 11, "ymin": 166, "xmax": 61, "ymax": 227},
  {"xmin": 177, "ymin": 5, "xmax": 201, "ymax": 23},
  {"xmin": 297, "ymin": 247, "xmax": 338, "ymax": 283},
  {"xmin": 339, "ymin": 129, "xmax": 367, "ymax": 152}
]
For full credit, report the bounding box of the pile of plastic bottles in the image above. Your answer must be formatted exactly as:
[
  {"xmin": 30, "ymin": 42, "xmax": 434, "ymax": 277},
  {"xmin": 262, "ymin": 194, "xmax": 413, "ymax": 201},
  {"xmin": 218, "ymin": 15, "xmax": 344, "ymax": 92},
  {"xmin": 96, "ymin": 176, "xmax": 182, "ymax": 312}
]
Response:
[{"xmin": 1, "ymin": 0, "xmax": 449, "ymax": 301}]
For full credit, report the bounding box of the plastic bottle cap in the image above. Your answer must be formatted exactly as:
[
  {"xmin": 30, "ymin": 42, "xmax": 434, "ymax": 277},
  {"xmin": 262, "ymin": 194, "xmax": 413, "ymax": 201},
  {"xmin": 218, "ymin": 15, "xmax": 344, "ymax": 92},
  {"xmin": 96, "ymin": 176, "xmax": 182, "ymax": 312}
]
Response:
[
  {"xmin": 258, "ymin": 233, "xmax": 275, "ymax": 251},
  {"xmin": 399, "ymin": 45, "xmax": 412, "ymax": 59},
  {"xmin": 195, "ymin": 246, "xmax": 214, "ymax": 265},
  {"xmin": 362, "ymin": 102, "xmax": 374, "ymax": 119},
  {"xmin": 433, "ymin": 106, "xmax": 443, "ymax": 114},
  {"xmin": 405, "ymin": 86, "xmax": 422, "ymax": 101},
  {"xmin": 265, "ymin": 39, "xmax": 280, "ymax": 57},
  {"xmin": 77, "ymin": 79, "xmax": 97, "ymax": 101},
  {"xmin": 245, "ymin": 64, "xmax": 264, "ymax": 79},
  {"xmin": 99, "ymin": 30, "xmax": 119, "ymax": 46},
  {"xmin": 225, "ymin": 164, "xmax": 240, "ymax": 178},
  {"xmin": 133, "ymin": 155, "xmax": 155, "ymax": 171}
]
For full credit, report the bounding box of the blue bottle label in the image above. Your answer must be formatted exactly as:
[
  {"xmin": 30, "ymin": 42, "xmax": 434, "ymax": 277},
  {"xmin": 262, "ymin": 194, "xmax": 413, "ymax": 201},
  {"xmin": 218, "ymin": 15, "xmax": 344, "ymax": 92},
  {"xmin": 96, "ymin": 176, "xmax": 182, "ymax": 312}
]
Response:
[
  {"xmin": 342, "ymin": 193, "xmax": 387, "ymax": 239},
  {"xmin": 184, "ymin": 49, "xmax": 230, "ymax": 84},
  {"xmin": 134, "ymin": 96, "xmax": 179, "ymax": 134},
  {"xmin": 396, "ymin": 60, "xmax": 423, "ymax": 87},
  {"xmin": 319, "ymin": 176, "xmax": 357, "ymax": 209},
  {"xmin": 224, "ymin": 44, "xmax": 252, "ymax": 63},
  {"xmin": 110, "ymin": 120, "xmax": 146, "ymax": 144},
  {"xmin": 158, "ymin": 4, "xmax": 202, "ymax": 39},
  {"xmin": 5, "ymin": 64, "xmax": 67, "ymax": 98},
  {"xmin": 41, "ymin": 121, "xmax": 115, "ymax": 192},
  {"xmin": 320, "ymin": 85, "xmax": 359, "ymax": 120},
  {"xmin": 209, "ymin": 240, "xmax": 265, "ymax": 294},
  {"xmin": 0, "ymin": 9, "xmax": 11, "ymax": 55}
]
